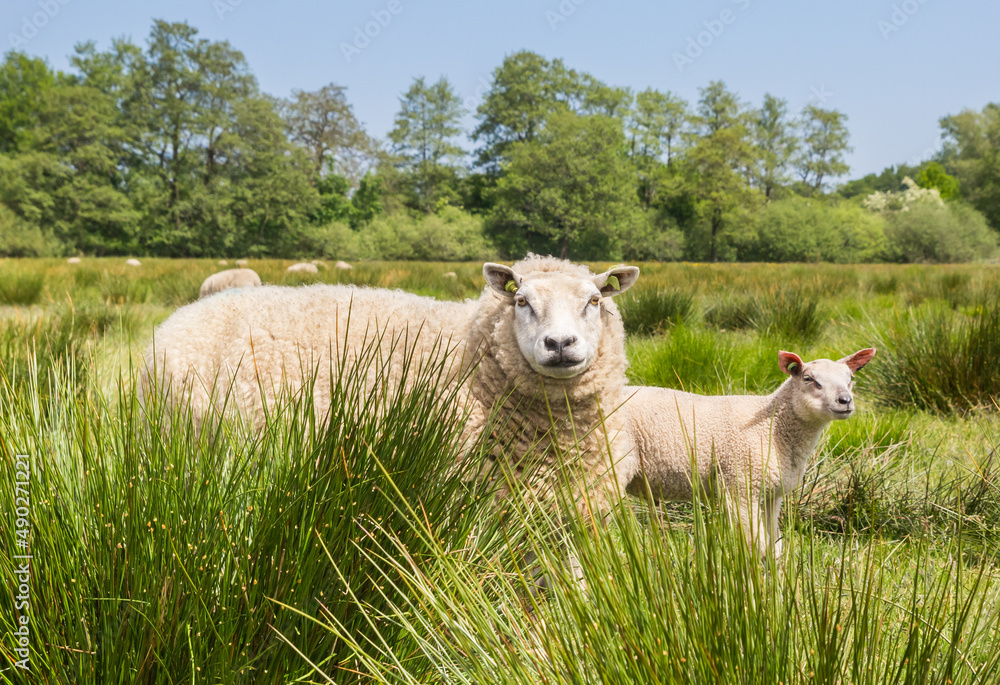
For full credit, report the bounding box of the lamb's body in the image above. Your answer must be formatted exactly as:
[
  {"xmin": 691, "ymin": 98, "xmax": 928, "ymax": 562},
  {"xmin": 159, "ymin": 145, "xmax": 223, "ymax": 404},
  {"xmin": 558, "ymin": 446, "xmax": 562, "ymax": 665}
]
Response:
[
  {"xmin": 199, "ymin": 268, "xmax": 262, "ymax": 299},
  {"xmin": 146, "ymin": 255, "xmax": 640, "ymax": 518},
  {"xmin": 626, "ymin": 384, "xmax": 822, "ymax": 556},
  {"xmin": 625, "ymin": 349, "xmax": 876, "ymax": 557}
]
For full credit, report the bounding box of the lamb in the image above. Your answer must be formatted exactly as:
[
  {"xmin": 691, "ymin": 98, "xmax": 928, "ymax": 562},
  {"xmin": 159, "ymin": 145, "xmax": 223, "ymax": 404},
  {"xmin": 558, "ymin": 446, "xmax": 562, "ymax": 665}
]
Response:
[
  {"xmin": 145, "ymin": 255, "xmax": 640, "ymax": 517},
  {"xmin": 125, "ymin": 258, "xmax": 141, "ymax": 267},
  {"xmin": 625, "ymin": 348, "xmax": 876, "ymax": 558},
  {"xmin": 198, "ymin": 268, "xmax": 262, "ymax": 299}
]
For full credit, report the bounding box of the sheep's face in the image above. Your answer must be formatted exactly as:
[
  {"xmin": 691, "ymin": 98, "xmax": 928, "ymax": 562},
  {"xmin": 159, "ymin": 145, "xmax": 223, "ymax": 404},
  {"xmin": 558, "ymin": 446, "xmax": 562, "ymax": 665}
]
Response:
[
  {"xmin": 779, "ymin": 349, "xmax": 876, "ymax": 423},
  {"xmin": 483, "ymin": 262, "xmax": 639, "ymax": 379}
]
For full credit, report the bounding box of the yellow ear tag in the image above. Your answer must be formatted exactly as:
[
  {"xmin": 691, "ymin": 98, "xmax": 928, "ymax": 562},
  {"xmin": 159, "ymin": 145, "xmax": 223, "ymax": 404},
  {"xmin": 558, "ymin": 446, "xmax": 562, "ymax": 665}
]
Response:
[
  {"xmin": 505, "ymin": 280, "xmax": 518, "ymax": 293},
  {"xmin": 605, "ymin": 274, "xmax": 620, "ymax": 292}
]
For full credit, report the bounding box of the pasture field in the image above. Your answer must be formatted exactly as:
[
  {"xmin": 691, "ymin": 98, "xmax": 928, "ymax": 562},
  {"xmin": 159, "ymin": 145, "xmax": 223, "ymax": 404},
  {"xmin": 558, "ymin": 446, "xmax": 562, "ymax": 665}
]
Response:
[{"xmin": 1, "ymin": 257, "xmax": 1000, "ymax": 683}]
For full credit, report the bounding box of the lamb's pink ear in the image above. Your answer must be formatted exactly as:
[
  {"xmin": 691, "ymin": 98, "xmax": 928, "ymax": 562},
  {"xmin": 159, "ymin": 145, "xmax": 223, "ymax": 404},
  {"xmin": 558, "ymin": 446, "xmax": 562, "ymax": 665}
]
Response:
[
  {"xmin": 483, "ymin": 262, "xmax": 520, "ymax": 298},
  {"xmin": 778, "ymin": 351, "xmax": 803, "ymax": 376},
  {"xmin": 840, "ymin": 348, "xmax": 876, "ymax": 373}
]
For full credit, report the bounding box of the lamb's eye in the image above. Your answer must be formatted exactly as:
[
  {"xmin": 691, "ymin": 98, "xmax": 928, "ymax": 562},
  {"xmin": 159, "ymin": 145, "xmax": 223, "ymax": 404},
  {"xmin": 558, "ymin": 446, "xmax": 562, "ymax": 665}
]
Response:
[
  {"xmin": 803, "ymin": 376, "xmax": 814, "ymax": 384},
  {"xmin": 515, "ymin": 295, "xmax": 528, "ymax": 307},
  {"xmin": 589, "ymin": 294, "xmax": 601, "ymax": 306}
]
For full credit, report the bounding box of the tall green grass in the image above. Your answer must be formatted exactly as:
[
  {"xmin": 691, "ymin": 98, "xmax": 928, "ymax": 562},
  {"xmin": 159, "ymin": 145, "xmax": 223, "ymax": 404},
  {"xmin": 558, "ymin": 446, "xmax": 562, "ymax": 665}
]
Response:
[
  {"xmin": 866, "ymin": 296, "xmax": 1000, "ymax": 413},
  {"xmin": 295, "ymin": 478, "xmax": 1000, "ymax": 684},
  {"xmin": 0, "ymin": 343, "xmax": 502, "ymax": 681},
  {"xmin": 2, "ymin": 258, "xmax": 1000, "ymax": 683}
]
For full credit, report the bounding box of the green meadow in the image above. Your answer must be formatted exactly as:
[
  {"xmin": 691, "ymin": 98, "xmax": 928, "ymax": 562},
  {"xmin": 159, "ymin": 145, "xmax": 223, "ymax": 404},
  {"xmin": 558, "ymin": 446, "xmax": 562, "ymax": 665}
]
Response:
[{"xmin": 1, "ymin": 258, "xmax": 999, "ymax": 683}]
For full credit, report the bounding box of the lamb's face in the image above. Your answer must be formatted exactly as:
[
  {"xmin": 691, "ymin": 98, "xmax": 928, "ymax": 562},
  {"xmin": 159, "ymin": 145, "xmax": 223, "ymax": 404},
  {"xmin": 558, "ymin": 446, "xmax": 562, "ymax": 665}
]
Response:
[
  {"xmin": 483, "ymin": 262, "xmax": 640, "ymax": 380},
  {"xmin": 779, "ymin": 349, "xmax": 877, "ymax": 423}
]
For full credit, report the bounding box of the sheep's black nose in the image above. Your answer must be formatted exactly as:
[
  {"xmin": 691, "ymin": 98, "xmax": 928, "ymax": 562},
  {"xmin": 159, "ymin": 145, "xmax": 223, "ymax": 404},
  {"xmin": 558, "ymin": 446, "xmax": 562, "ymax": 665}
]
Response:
[
  {"xmin": 836, "ymin": 392, "xmax": 852, "ymax": 406},
  {"xmin": 544, "ymin": 335, "xmax": 577, "ymax": 352}
]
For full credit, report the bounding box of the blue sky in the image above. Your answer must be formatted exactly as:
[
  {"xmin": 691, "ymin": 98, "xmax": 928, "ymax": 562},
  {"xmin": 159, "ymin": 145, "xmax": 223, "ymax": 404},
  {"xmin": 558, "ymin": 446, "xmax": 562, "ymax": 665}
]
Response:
[{"xmin": 4, "ymin": 0, "xmax": 998, "ymax": 179}]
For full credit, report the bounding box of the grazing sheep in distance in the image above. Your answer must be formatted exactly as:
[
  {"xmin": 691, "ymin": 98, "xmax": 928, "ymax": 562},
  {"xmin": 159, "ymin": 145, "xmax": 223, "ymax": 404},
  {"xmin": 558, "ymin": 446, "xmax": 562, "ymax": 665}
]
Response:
[
  {"xmin": 146, "ymin": 255, "xmax": 640, "ymax": 520},
  {"xmin": 335, "ymin": 260, "xmax": 352, "ymax": 270},
  {"xmin": 199, "ymin": 268, "xmax": 262, "ymax": 299},
  {"xmin": 67, "ymin": 257, "xmax": 81, "ymax": 264},
  {"xmin": 236, "ymin": 259, "xmax": 249, "ymax": 267},
  {"xmin": 286, "ymin": 262, "xmax": 318, "ymax": 274},
  {"xmin": 443, "ymin": 271, "xmax": 457, "ymax": 279},
  {"xmin": 625, "ymin": 348, "xmax": 876, "ymax": 558},
  {"xmin": 126, "ymin": 258, "xmax": 141, "ymax": 267}
]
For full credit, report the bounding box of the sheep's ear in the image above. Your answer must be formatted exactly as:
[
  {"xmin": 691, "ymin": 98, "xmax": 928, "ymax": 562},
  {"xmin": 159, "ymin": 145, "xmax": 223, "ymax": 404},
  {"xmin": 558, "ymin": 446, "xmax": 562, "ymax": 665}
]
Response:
[
  {"xmin": 840, "ymin": 347, "xmax": 876, "ymax": 373},
  {"xmin": 595, "ymin": 265, "xmax": 640, "ymax": 297},
  {"xmin": 778, "ymin": 351, "xmax": 804, "ymax": 376},
  {"xmin": 483, "ymin": 262, "xmax": 520, "ymax": 298}
]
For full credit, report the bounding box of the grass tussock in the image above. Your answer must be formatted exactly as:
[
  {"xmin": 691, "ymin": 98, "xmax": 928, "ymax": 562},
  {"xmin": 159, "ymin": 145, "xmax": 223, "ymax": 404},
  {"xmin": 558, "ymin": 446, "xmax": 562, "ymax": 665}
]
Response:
[
  {"xmin": 866, "ymin": 295, "xmax": 1000, "ymax": 413},
  {"xmin": 704, "ymin": 287, "xmax": 826, "ymax": 343},
  {"xmin": 0, "ymin": 268, "xmax": 44, "ymax": 305},
  {"xmin": 617, "ymin": 287, "xmax": 695, "ymax": 335}
]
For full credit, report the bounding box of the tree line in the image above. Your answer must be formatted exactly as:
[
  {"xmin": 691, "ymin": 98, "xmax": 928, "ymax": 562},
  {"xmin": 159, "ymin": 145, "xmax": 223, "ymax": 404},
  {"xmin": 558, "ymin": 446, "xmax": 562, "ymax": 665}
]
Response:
[{"xmin": 1, "ymin": 20, "xmax": 997, "ymax": 262}]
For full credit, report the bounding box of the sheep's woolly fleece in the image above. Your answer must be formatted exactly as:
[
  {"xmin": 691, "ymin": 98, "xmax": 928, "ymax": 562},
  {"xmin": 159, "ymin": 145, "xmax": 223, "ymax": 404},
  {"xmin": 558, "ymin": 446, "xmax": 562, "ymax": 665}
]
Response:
[
  {"xmin": 199, "ymin": 268, "xmax": 262, "ymax": 299},
  {"xmin": 462, "ymin": 255, "xmax": 635, "ymax": 515},
  {"xmin": 145, "ymin": 255, "xmax": 636, "ymax": 516}
]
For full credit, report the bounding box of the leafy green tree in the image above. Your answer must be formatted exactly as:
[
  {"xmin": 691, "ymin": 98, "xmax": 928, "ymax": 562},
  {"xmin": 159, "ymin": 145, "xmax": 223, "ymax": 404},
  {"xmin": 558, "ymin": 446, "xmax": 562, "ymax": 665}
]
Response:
[
  {"xmin": 472, "ymin": 51, "xmax": 571, "ymax": 170},
  {"xmin": 683, "ymin": 81, "xmax": 759, "ymax": 262},
  {"xmin": 488, "ymin": 110, "xmax": 636, "ymax": 259},
  {"xmin": 388, "ymin": 76, "xmax": 465, "ymax": 212},
  {"xmin": 282, "ymin": 83, "xmax": 373, "ymax": 181},
  {"xmin": 0, "ymin": 77, "xmax": 137, "ymax": 254},
  {"xmin": 915, "ymin": 161, "xmax": 959, "ymax": 200},
  {"xmin": 626, "ymin": 89, "xmax": 688, "ymax": 210},
  {"xmin": 940, "ymin": 103, "xmax": 1000, "ymax": 229},
  {"xmin": 753, "ymin": 94, "xmax": 797, "ymax": 199},
  {"xmin": 351, "ymin": 172, "xmax": 384, "ymax": 227},
  {"xmin": 628, "ymin": 89, "xmax": 688, "ymax": 165},
  {"xmin": 794, "ymin": 105, "xmax": 851, "ymax": 193},
  {"xmin": 473, "ymin": 51, "xmax": 632, "ymax": 172},
  {"xmin": 0, "ymin": 52, "xmax": 57, "ymax": 153}
]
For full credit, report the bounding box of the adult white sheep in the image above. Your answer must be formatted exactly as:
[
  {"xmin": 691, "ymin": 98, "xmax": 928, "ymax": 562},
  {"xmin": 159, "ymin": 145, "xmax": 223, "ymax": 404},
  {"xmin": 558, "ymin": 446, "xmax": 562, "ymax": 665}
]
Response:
[
  {"xmin": 145, "ymin": 255, "xmax": 639, "ymax": 515},
  {"xmin": 286, "ymin": 262, "xmax": 318, "ymax": 274},
  {"xmin": 198, "ymin": 268, "xmax": 262, "ymax": 299},
  {"xmin": 625, "ymin": 348, "xmax": 876, "ymax": 558}
]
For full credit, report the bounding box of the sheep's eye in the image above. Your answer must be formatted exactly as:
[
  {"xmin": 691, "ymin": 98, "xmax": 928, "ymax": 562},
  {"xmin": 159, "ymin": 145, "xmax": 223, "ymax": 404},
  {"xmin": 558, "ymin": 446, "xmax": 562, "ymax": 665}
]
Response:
[
  {"xmin": 589, "ymin": 294, "xmax": 601, "ymax": 306},
  {"xmin": 515, "ymin": 295, "xmax": 528, "ymax": 307}
]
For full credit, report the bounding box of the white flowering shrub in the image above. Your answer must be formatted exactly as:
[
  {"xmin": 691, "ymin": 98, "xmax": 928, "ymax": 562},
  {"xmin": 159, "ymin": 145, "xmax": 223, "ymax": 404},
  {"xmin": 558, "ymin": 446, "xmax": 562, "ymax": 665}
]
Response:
[{"xmin": 862, "ymin": 177, "xmax": 944, "ymax": 214}]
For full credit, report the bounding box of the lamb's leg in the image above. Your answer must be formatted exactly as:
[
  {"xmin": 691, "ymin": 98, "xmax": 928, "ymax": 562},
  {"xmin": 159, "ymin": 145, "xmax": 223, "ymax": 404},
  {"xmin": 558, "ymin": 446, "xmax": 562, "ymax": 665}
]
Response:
[{"xmin": 763, "ymin": 495, "xmax": 784, "ymax": 559}]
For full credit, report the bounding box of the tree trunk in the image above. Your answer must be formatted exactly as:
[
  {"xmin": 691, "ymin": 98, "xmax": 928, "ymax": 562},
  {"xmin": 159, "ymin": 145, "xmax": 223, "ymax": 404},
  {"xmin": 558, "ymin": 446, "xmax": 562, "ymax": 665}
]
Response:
[
  {"xmin": 560, "ymin": 233, "xmax": 569, "ymax": 260},
  {"xmin": 710, "ymin": 210, "xmax": 721, "ymax": 263}
]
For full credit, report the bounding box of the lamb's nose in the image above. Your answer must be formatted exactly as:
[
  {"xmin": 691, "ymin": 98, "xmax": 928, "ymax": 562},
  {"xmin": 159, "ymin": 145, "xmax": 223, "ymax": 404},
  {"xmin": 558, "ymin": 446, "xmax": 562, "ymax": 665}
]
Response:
[
  {"xmin": 836, "ymin": 392, "xmax": 852, "ymax": 406},
  {"xmin": 544, "ymin": 335, "xmax": 577, "ymax": 353}
]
